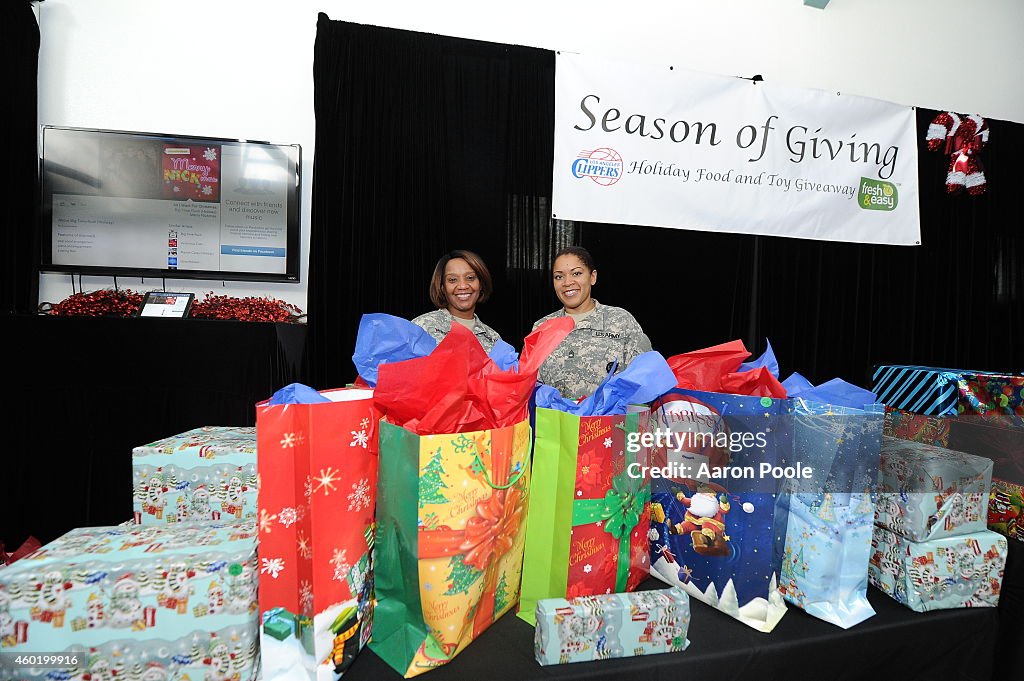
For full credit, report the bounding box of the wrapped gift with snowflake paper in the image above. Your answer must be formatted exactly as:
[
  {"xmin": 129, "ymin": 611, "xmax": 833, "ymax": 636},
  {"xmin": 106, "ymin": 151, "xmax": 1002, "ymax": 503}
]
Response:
[
  {"xmin": 256, "ymin": 385, "xmax": 379, "ymax": 681},
  {"xmin": 132, "ymin": 426, "xmax": 258, "ymax": 525},
  {"xmin": 0, "ymin": 519, "xmax": 258, "ymax": 681}
]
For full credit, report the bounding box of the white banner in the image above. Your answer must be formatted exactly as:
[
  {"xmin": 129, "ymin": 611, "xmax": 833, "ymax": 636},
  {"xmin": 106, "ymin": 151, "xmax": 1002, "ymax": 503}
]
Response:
[{"xmin": 553, "ymin": 53, "xmax": 921, "ymax": 245}]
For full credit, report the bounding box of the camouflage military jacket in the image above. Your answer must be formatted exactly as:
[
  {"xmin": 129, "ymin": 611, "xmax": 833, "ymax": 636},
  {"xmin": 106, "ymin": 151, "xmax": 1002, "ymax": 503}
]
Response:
[
  {"xmin": 411, "ymin": 308, "xmax": 502, "ymax": 352},
  {"xmin": 532, "ymin": 300, "xmax": 652, "ymax": 400}
]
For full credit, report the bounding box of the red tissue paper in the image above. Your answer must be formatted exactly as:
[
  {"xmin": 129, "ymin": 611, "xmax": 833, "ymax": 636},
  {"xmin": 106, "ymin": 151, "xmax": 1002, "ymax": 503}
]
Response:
[
  {"xmin": 667, "ymin": 339, "xmax": 787, "ymax": 398},
  {"xmin": 0, "ymin": 537, "xmax": 42, "ymax": 566},
  {"xmin": 374, "ymin": 317, "xmax": 574, "ymax": 434}
]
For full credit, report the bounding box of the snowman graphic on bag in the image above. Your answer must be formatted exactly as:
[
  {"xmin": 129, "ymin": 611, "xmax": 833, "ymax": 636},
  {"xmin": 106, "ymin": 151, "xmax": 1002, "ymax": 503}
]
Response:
[
  {"xmin": 204, "ymin": 634, "xmax": 235, "ymax": 681},
  {"xmin": 139, "ymin": 662, "xmax": 169, "ymax": 681},
  {"xmin": 29, "ymin": 571, "xmax": 73, "ymax": 628},
  {"xmin": 175, "ymin": 495, "xmax": 191, "ymax": 523}
]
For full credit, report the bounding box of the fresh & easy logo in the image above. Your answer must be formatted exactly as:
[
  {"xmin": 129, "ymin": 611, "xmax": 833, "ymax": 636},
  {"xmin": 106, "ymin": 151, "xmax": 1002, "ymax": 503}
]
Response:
[{"xmin": 858, "ymin": 177, "xmax": 898, "ymax": 211}]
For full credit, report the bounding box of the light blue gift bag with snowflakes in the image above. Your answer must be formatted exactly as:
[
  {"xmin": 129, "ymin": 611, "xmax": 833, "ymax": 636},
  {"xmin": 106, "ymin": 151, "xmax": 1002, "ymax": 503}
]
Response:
[{"xmin": 775, "ymin": 382, "xmax": 884, "ymax": 629}]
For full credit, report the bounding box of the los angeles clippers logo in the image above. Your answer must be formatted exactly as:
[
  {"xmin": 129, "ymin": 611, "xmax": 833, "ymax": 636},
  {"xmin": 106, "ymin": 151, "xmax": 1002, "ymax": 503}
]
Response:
[{"xmin": 571, "ymin": 148, "xmax": 623, "ymax": 186}]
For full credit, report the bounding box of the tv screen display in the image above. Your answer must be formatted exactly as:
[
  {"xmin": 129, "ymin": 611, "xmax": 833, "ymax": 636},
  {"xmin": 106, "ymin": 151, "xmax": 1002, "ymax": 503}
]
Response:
[{"xmin": 40, "ymin": 126, "xmax": 302, "ymax": 282}]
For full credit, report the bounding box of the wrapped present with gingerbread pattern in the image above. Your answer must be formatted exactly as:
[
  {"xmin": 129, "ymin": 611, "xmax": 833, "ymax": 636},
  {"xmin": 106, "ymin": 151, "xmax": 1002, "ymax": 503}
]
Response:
[
  {"xmin": 876, "ymin": 437, "xmax": 992, "ymax": 541},
  {"xmin": 868, "ymin": 524, "xmax": 1007, "ymax": 611},
  {"xmin": 132, "ymin": 426, "xmax": 258, "ymax": 525},
  {"xmin": 0, "ymin": 519, "xmax": 258, "ymax": 681},
  {"xmin": 519, "ymin": 352, "xmax": 677, "ymax": 624},
  {"xmin": 534, "ymin": 587, "xmax": 690, "ymax": 665}
]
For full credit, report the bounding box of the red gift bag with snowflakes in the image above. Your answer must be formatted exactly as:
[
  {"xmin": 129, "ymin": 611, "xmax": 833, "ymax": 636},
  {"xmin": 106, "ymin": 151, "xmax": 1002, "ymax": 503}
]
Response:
[{"xmin": 256, "ymin": 387, "xmax": 378, "ymax": 680}]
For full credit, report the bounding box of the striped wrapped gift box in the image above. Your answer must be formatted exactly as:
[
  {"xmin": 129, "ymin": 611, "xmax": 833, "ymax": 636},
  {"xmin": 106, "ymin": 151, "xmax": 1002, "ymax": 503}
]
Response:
[{"xmin": 872, "ymin": 365, "xmax": 1022, "ymax": 417}]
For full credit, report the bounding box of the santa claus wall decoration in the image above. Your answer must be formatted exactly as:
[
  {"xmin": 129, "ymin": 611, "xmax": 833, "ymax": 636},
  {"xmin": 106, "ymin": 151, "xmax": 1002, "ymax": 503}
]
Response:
[{"xmin": 925, "ymin": 112, "xmax": 990, "ymax": 195}]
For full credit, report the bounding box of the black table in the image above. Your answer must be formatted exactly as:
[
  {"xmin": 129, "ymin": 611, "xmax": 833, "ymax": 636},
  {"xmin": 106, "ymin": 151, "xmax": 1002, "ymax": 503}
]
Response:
[
  {"xmin": 346, "ymin": 582, "xmax": 1000, "ymax": 681},
  {"xmin": 2, "ymin": 313, "xmax": 307, "ymax": 547}
]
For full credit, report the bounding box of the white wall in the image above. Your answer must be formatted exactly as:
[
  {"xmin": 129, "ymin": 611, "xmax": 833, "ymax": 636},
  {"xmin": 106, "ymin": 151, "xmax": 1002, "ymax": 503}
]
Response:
[{"xmin": 36, "ymin": 0, "xmax": 1024, "ymax": 312}]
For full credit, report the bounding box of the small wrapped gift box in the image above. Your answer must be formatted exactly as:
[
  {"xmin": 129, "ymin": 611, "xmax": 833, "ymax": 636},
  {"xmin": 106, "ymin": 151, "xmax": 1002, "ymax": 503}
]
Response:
[
  {"xmin": 0, "ymin": 519, "xmax": 258, "ymax": 680},
  {"xmin": 132, "ymin": 426, "xmax": 257, "ymax": 525},
  {"xmin": 876, "ymin": 437, "xmax": 992, "ymax": 541},
  {"xmin": 872, "ymin": 365, "xmax": 1023, "ymax": 418},
  {"xmin": 534, "ymin": 587, "xmax": 690, "ymax": 665},
  {"xmin": 989, "ymin": 479, "xmax": 1023, "ymax": 541},
  {"xmin": 868, "ymin": 524, "xmax": 1006, "ymax": 612}
]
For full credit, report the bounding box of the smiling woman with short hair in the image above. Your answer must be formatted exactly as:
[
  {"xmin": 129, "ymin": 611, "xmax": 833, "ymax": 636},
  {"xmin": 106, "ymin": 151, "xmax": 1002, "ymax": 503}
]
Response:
[
  {"xmin": 533, "ymin": 246, "xmax": 652, "ymax": 399},
  {"xmin": 412, "ymin": 249, "xmax": 502, "ymax": 351}
]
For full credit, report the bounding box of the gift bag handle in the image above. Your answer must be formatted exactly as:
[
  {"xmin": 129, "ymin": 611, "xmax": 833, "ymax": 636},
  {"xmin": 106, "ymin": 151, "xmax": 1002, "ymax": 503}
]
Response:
[{"xmin": 470, "ymin": 433, "xmax": 531, "ymax": 491}]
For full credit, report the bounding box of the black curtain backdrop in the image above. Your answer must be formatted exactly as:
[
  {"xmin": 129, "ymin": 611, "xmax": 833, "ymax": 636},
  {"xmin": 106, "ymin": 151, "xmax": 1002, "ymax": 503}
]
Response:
[
  {"xmin": 309, "ymin": 18, "xmax": 1022, "ymax": 391},
  {"xmin": 309, "ymin": 16, "xmax": 560, "ymax": 388},
  {"xmin": 1, "ymin": 2, "xmax": 40, "ymax": 315}
]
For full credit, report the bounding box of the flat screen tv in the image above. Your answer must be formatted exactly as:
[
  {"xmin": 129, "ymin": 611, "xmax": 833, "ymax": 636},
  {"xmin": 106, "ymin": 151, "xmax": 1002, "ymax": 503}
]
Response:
[{"xmin": 40, "ymin": 126, "xmax": 302, "ymax": 282}]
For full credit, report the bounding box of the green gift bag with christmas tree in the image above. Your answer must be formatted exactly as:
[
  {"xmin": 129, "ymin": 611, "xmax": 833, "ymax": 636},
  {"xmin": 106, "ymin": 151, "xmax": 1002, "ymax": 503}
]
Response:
[
  {"xmin": 364, "ymin": 318, "xmax": 573, "ymax": 677},
  {"xmin": 370, "ymin": 421, "xmax": 532, "ymax": 677}
]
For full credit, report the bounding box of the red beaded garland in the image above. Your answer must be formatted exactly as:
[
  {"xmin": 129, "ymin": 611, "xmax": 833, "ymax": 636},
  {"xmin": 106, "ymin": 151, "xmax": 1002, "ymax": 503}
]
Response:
[
  {"xmin": 45, "ymin": 289, "xmax": 304, "ymax": 323},
  {"xmin": 47, "ymin": 289, "xmax": 144, "ymax": 317},
  {"xmin": 190, "ymin": 292, "xmax": 304, "ymax": 323}
]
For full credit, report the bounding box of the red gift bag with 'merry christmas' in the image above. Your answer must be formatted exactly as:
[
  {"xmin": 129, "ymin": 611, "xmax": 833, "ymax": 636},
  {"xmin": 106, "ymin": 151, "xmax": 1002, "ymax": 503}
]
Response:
[
  {"xmin": 256, "ymin": 387, "xmax": 379, "ymax": 680},
  {"xmin": 517, "ymin": 351, "xmax": 678, "ymax": 624},
  {"xmin": 518, "ymin": 408, "xmax": 655, "ymax": 625}
]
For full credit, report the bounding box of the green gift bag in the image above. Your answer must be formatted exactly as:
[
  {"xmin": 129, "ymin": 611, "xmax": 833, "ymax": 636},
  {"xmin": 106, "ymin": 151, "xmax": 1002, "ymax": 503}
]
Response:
[
  {"xmin": 370, "ymin": 420, "xmax": 532, "ymax": 677},
  {"xmin": 519, "ymin": 407, "xmax": 653, "ymax": 625}
]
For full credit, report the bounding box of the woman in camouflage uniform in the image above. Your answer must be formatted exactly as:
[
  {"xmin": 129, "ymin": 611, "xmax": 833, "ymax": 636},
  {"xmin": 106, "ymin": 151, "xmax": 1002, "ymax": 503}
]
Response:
[
  {"xmin": 533, "ymin": 246, "xmax": 652, "ymax": 399},
  {"xmin": 412, "ymin": 250, "xmax": 502, "ymax": 352}
]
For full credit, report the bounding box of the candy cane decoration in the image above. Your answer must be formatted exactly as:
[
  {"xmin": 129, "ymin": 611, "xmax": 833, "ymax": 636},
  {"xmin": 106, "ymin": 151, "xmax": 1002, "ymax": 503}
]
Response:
[{"xmin": 925, "ymin": 112, "xmax": 990, "ymax": 195}]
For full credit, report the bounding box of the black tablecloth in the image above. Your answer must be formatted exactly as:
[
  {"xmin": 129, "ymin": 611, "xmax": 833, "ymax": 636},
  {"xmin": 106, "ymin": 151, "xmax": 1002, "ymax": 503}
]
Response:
[
  {"xmin": 346, "ymin": 583, "xmax": 999, "ymax": 681},
  {"xmin": 2, "ymin": 314, "xmax": 307, "ymax": 547}
]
